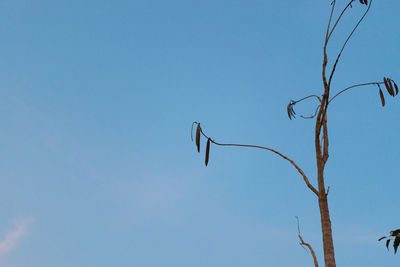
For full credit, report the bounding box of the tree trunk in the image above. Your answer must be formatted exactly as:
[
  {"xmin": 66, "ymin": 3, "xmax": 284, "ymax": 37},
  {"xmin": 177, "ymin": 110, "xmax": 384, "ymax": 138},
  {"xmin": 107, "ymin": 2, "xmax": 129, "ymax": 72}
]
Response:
[
  {"xmin": 318, "ymin": 193, "xmax": 336, "ymax": 267},
  {"xmin": 316, "ymin": 113, "xmax": 336, "ymax": 267}
]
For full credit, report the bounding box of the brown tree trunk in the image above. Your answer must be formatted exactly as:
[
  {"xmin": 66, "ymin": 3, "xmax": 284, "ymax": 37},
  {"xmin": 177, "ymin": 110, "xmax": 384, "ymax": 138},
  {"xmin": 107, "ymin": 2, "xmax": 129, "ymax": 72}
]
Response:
[
  {"xmin": 316, "ymin": 112, "xmax": 336, "ymax": 267},
  {"xmin": 318, "ymin": 193, "xmax": 336, "ymax": 267}
]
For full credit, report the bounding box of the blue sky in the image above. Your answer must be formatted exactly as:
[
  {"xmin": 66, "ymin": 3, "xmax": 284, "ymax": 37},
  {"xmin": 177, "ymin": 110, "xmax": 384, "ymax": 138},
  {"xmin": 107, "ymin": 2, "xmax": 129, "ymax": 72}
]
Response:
[{"xmin": 0, "ymin": 0, "xmax": 399, "ymax": 266}]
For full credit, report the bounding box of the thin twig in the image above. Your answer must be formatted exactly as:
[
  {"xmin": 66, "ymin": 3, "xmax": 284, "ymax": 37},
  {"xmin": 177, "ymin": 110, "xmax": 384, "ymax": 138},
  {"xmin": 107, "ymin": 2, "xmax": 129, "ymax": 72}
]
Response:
[
  {"xmin": 296, "ymin": 216, "xmax": 319, "ymax": 267},
  {"xmin": 294, "ymin": 95, "xmax": 322, "ymax": 104},
  {"xmin": 322, "ymin": 1, "xmax": 336, "ymax": 89},
  {"xmin": 196, "ymin": 125, "xmax": 319, "ymax": 196},
  {"xmin": 328, "ymin": 82, "xmax": 383, "ymax": 104},
  {"xmin": 300, "ymin": 105, "xmax": 321, "ymax": 119},
  {"xmin": 325, "ymin": 0, "xmax": 337, "ymax": 43},
  {"xmin": 327, "ymin": 0, "xmax": 355, "ymax": 41},
  {"xmin": 328, "ymin": 0, "xmax": 373, "ymax": 87}
]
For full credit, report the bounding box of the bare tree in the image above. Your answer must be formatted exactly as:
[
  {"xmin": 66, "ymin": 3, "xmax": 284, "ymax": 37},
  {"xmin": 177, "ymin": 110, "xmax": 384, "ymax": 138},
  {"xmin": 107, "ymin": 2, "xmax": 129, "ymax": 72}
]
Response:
[{"xmin": 191, "ymin": 0, "xmax": 398, "ymax": 266}]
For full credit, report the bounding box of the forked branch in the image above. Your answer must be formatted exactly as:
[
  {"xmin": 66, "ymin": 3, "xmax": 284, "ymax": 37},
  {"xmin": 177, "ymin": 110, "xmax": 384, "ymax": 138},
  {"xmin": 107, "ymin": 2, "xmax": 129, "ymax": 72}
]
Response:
[
  {"xmin": 327, "ymin": 0, "xmax": 355, "ymax": 42},
  {"xmin": 192, "ymin": 122, "xmax": 319, "ymax": 196},
  {"xmin": 328, "ymin": 0, "xmax": 372, "ymax": 86}
]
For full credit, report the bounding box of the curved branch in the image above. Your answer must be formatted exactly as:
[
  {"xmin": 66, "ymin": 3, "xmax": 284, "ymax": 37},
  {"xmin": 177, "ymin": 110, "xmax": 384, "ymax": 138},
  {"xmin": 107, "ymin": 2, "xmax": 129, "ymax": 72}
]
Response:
[
  {"xmin": 328, "ymin": 82, "xmax": 383, "ymax": 104},
  {"xmin": 296, "ymin": 217, "xmax": 319, "ymax": 267},
  {"xmin": 300, "ymin": 105, "xmax": 321, "ymax": 119},
  {"xmin": 197, "ymin": 125, "xmax": 319, "ymax": 196},
  {"xmin": 287, "ymin": 95, "xmax": 321, "ymax": 120},
  {"xmin": 295, "ymin": 95, "xmax": 322, "ymax": 104},
  {"xmin": 328, "ymin": 0, "xmax": 373, "ymax": 87}
]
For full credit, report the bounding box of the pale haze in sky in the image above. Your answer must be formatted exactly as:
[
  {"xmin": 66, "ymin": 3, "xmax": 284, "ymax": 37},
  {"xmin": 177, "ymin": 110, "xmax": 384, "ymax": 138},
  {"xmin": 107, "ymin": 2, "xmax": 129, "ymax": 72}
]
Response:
[{"xmin": 0, "ymin": 0, "xmax": 399, "ymax": 266}]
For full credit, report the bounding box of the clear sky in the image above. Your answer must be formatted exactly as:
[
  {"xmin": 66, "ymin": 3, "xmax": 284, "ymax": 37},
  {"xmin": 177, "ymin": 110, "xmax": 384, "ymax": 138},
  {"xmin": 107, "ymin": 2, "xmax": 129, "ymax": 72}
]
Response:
[{"xmin": 0, "ymin": 0, "xmax": 399, "ymax": 266}]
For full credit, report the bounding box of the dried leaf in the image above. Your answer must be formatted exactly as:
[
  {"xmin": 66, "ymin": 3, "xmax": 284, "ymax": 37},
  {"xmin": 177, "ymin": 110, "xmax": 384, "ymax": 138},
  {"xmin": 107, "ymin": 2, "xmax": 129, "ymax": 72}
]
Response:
[
  {"xmin": 205, "ymin": 138, "xmax": 210, "ymax": 166},
  {"xmin": 196, "ymin": 124, "xmax": 201, "ymax": 153},
  {"xmin": 364, "ymin": 0, "xmax": 368, "ymax": 5},
  {"xmin": 386, "ymin": 239, "xmax": 391, "ymax": 250},
  {"xmin": 379, "ymin": 89, "xmax": 385, "ymax": 107}
]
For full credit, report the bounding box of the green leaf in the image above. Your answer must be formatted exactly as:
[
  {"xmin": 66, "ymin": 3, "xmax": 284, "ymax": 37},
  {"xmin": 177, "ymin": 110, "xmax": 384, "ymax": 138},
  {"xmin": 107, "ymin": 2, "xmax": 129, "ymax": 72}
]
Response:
[
  {"xmin": 394, "ymin": 237, "xmax": 400, "ymax": 254},
  {"xmin": 390, "ymin": 229, "xmax": 400, "ymax": 236},
  {"xmin": 386, "ymin": 239, "xmax": 391, "ymax": 250},
  {"xmin": 378, "ymin": 236, "xmax": 387, "ymax": 241}
]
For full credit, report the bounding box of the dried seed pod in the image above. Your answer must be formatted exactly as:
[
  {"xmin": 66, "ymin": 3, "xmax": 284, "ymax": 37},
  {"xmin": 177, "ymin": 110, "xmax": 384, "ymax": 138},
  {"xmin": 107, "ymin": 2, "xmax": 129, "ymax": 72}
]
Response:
[
  {"xmin": 364, "ymin": 0, "xmax": 368, "ymax": 5},
  {"xmin": 388, "ymin": 79, "xmax": 395, "ymax": 97},
  {"xmin": 384, "ymin": 77, "xmax": 394, "ymax": 96},
  {"xmin": 287, "ymin": 101, "xmax": 296, "ymax": 120},
  {"xmin": 287, "ymin": 103, "xmax": 292, "ymax": 120},
  {"xmin": 290, "ymin": 106, "xmax": 296, "ymax": 118},
  {"xmin": 379, "ymin": 89, "xmax": 385, "ymax": 107},
  {"xmin": 196, "ymin": 123, "xmax": 201, "ymax": 153},
  {"xmin": 205, "ymin": 138, "xmax": 210, "ymax": 166},
  {"xmin": 392, "ymin": 80, "xmax": 399, "ymax": 96}
]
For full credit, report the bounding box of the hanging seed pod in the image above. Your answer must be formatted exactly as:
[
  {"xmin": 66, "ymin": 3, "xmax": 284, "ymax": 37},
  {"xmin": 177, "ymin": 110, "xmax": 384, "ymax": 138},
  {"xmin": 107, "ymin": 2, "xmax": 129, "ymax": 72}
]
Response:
[
  {"xmin": 392, "ymin": 80, "xmax": 399, "ymax": 96},
  {"xmin": 205, "ymin": 138, "xmax": 210, "ymax": 166},
  {"xmin": 195, "ymin": 124, "xmax": 201, "ymax": 153},
  {"xmin": 388, "ymin": 79, "xmax": 395, "ymax": 97},
  {"xmin": 364, "ymin": 0, "xmax": 368, "ymax": 5},
  {"xmin": 379, "ymin": 88, "xmax": 385, "ymax": 107},
  {"xmin": 287, "ymin": 103, "xmax": 292, "ymax": 120},
  {"xmin": 384, "ymin": 78, "xmax": 394, "ymax": 96},
  {"xmin": 287, "ymin": 101, "xmax": 296, "ymax": 120},
  {"xmin": 290, "ymin": 106, "xmax": 296, "ymax": 118}
]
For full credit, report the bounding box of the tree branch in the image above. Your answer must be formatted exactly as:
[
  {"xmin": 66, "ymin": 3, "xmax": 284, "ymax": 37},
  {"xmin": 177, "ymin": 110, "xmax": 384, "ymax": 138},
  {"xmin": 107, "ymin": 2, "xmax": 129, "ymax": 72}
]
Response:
[
  {"xmin": 196, "ymin": 125, "xmax": 319, "ymax": 196},
  {"xmin": 322, "ymin": 0, "xmax": 337, "ymax": 90},
  {"xmin": 287, "ymin": 95, "xmax": 321, "ymax": 120},
  {"xmin": 328, "ymin": 0, "xmax": 373, "ymax": 87},
  {"xmin": 325, "ymin": 0, "xmax": 337, "ymax": 43},
  {"xmin": 296, "ymin": 216, "xmax": 319, "ymax": 267},
  {"xmin": 322, "ymin": 115, "xmax": 329, "ymax": 165},
  {"xmin": 328, "ymin": 82, "xmax": 383, "ymax": 104},
  {"xmin": 295, "ymin": 94, "xmax": 322, "ymax": 104},
  {"xmin": 327, "ymin": 0, "xmax": 355, "ymax": 41}
]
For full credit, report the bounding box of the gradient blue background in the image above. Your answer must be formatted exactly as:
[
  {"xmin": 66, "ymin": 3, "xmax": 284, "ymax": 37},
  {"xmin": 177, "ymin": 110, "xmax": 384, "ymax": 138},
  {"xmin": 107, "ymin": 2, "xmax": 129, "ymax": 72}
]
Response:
[{"xmin": 0, "ymin": 0, "xmax": 399, "ymax": 266}]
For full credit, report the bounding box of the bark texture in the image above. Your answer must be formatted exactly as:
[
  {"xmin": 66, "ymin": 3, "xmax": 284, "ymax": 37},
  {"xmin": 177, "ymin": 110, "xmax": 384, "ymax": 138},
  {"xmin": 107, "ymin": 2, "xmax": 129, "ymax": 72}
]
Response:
[{"xmin": 318, "ymin": 194, "xmax": 336, "ymax": 267}]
